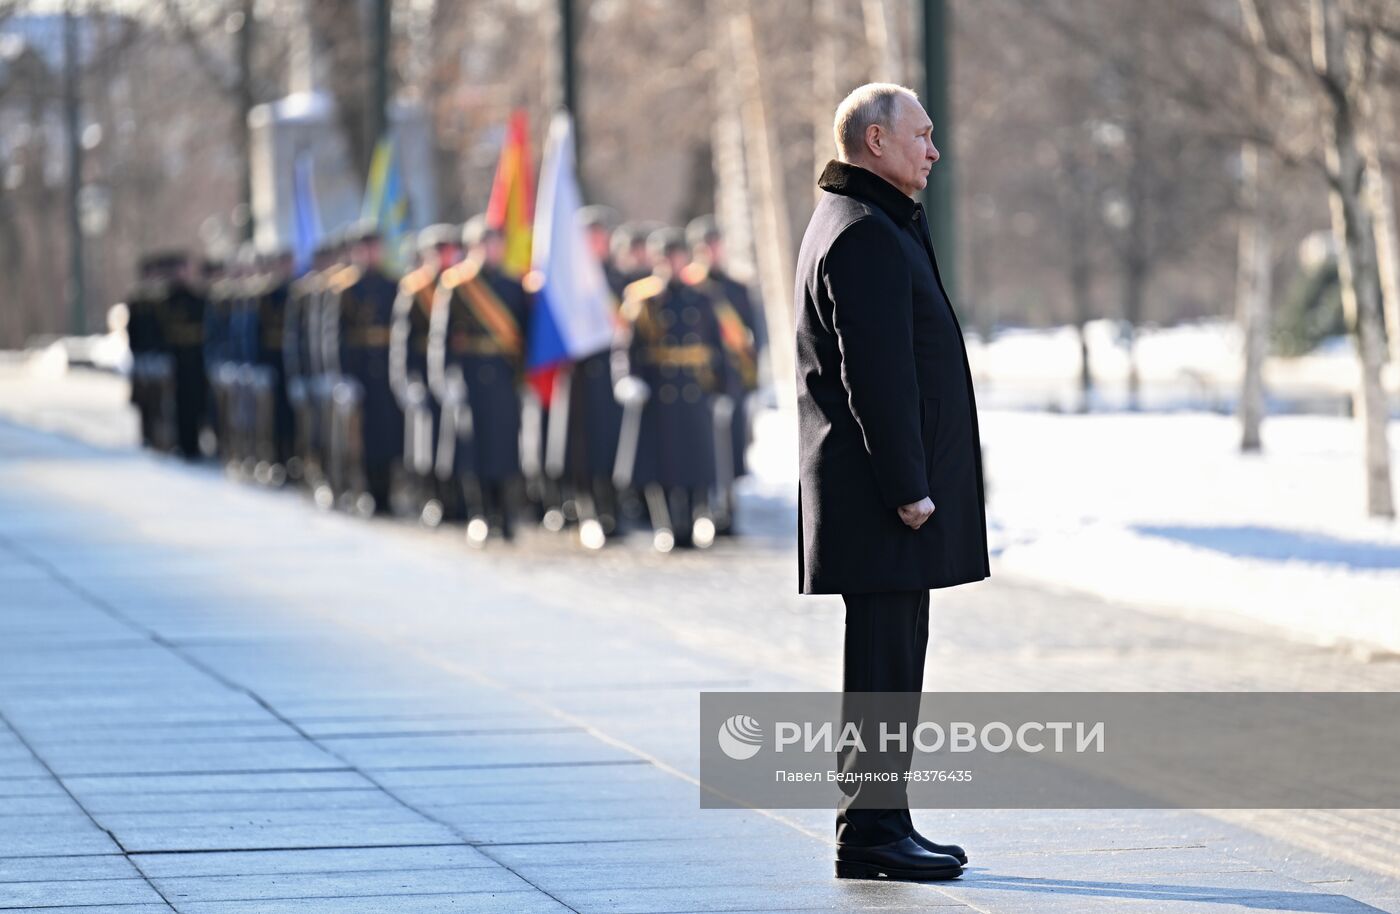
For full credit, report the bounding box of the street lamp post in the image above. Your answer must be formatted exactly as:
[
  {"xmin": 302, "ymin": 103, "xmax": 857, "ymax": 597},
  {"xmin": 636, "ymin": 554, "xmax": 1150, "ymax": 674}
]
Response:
[
  {"xmin": 559, "ymin": 0, "xmax": 581, "ymax": 179},
  {"xmin": 369, "ymin": 0, "xmax": 391, "ymax": 152},
  {"xmin": 922, "ymin": 0, "xmax": 956, "ymax": 306},
  {"xmin": 64, "ymin": 2, "xmax": 85, "ymax": 335}
]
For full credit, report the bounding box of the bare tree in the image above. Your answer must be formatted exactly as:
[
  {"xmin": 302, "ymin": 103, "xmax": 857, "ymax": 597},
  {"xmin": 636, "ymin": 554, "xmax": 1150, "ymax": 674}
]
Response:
[
  {"xmin": 1242, "ymin": 0, "xmax": 1394, "ymax": 517},
  {"xmin": 723, "ymin": 0, "xmax": 796, "ymax": 408}
]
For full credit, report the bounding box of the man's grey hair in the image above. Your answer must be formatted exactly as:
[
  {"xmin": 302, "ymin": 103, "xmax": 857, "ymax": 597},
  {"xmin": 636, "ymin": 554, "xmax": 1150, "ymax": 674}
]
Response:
[{"xmin": 832, "ymin": 83, "xmax": 919, "ymax": 162}]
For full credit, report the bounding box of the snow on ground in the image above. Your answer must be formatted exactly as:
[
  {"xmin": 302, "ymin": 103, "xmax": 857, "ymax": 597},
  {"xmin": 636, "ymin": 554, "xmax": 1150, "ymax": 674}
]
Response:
[
  {"xmin": 748, "ymin": 406, "xmax": 1400, "ymax": 656},
  {"xmin": 748, "ymin": 319, "xmax": 1400, "ymax": 655}
]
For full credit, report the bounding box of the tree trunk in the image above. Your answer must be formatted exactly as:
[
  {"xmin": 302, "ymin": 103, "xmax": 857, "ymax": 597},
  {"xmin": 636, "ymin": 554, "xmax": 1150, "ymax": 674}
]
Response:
[
  {"xmin": 812, "ymin": 0, "xmax": 838, "ymax": 203},
  {"xmin": 235, "ymin": 0, "xmax": 255, "ymax": 243},
  {"xmin": 1067, "ymin": 179, "xmax": 1094, "ymax": 413},
  {"xmin": 861, "ymin": 0, "xmax": 901, "ymax": 84},
  {"xmin": 1313, "ymin": 0, "xmax": 1395, "ymax": 519},
  {"xmin": 1360, "ymin": 35, "xmax": 1400, "ymax": 368},
  {"xmin": 1119, "ymin": 76, "xmax": 1149, "ymax": 413},
  {"xmin": 710, "ymin": 0, "xmax": 755, "ymax": 289},
  {"xmin": 1369, "ymin": 166, "xmax": 1400, "ymax": 368},
  {"xmin": 726, "ymin": 3, "xmax": 796, "ymax": 409},
  {"xmin": 1235, "ymin": 139, "xmax": 1271, "ymax": 452}
]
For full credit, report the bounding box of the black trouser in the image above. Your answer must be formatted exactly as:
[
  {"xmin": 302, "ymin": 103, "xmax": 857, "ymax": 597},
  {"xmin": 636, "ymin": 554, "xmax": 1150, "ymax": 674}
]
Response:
[{"xmin": 836, "ymin": 588, "xmax": 930, "ymax": 847}]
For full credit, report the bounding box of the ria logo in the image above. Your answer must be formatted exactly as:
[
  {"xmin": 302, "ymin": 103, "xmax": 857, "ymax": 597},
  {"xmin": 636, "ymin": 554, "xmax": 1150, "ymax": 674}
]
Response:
[{"xmin": 717, "ymin": 715, "xmax": 764, "ymax": 760}]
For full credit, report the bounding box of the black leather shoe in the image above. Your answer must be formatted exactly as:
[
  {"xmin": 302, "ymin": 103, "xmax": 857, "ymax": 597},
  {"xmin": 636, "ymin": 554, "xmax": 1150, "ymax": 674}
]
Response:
[
  {"xmin": 835, "ymin": 836, "xmax": 964, "ymax": 881},
  {"xmin": 910, "ymin": 830, "xmax": 968, "ymax": 865}
]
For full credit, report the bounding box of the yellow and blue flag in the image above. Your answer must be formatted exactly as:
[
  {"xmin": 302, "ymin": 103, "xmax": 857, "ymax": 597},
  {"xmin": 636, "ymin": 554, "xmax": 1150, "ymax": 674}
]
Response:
[{"xmin": 362, "ymin": 136, "xmax": 410, "ymax": 272}]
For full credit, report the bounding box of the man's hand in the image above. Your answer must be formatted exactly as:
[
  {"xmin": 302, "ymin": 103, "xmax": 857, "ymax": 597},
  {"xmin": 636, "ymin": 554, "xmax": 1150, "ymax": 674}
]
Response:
[{"xmin": 897, "ymin": 497, "xmax": 935, "ymax": 530}]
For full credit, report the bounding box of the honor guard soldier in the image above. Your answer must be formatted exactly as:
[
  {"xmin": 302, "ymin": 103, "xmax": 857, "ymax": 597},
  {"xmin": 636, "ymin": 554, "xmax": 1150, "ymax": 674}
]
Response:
[
  {"xmin": 225, "ymin": 248, "xmax": 264, "ymax": 473},
  {"xmin": 250, "ymin": 250, "xmax": 296, "ymax": 483},
  {"xmin": 311, "ymin": 235, "xmax": 351, "ymax": 507},
  {"xmin": 323, "ymin": 222, "xmax": 404, "ymax": 514},
  {"xmin": 584, "ymin": 205, "xmax": 628, "ymax": 298},
  {"xmin": 124, "ymin": 254, "xmax": 170, "ymax": 450},
  {"xmin": 540, "ymin": 205, "xmax": 626, "ymax": 546},
  {"xmin": 157, "ymin": 251, "xmax": 209, "ymax": 460},
  {"xmin": 612, "ymin": 227, "xmax": 730, "ymax": 552},
  {"xmin": 202, "ymin": 257, "xmax": 240, "ymax": 467},
  {"xmin": 611, "ymin": 221, "xmax": 660, "ymax": 285},
  {"xmin": 683, "ymin": 215, "xmax": 763, "ymax": 535},
  {"xmin": 390, "ymin": 224, "xmax": 462, "ymax": 525},
  {"xmin": 282, "ymin": 243, "xmax": 338, "ymax": 488},
  {"xmin": 429, "ymin": 217, "xmax": 530, "ymax": 545}
]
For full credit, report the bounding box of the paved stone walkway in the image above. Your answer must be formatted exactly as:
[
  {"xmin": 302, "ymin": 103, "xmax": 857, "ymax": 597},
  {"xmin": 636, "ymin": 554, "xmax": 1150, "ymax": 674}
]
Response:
[{"xmin": 2, "ymin": 417, "xmax": 1399, "ymax": 912}]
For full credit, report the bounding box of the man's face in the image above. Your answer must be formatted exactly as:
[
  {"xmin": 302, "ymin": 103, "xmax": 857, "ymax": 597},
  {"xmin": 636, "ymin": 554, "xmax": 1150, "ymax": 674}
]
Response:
[
  {"xmin": 434, "ymin": 244, "xmax": 462, "ymax": 272},
  {"xmin": 354, "ymin": 239, "xmax": 383, "ymax": 267},
  {"xmin": 586, "ymin": 226, "xmax": 611, "ymax": 262},
  {"xmin": 701, "ymin": 239, "xmax": 725, "ymax": 268},
  {"xmin": 482, "ymin": 234, "xmax": 505, "ymax": 267},
  {"xmin": 870, "ymin": 95, "xmax": 939, "ymax": 197},
  {"xmin": 663, "ymin": 250, "xmax": 689, "ymax": 276}
]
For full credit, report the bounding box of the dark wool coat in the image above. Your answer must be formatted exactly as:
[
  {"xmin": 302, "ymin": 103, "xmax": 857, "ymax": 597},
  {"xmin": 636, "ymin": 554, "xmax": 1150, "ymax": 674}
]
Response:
[
  {"xmin": 795, "ymin": 160, "xmax": 990, "ymax": 595},
  {"xmin": 613, "ymin": 274, "xmax": 730, "ymax": 490},
  {"xmin": 327, "ymin": 265, "xmax": 405, "ymax": 468},
  {"xmin": 434, "ymin": 261, "xmax": 529, "ymax": 483}
]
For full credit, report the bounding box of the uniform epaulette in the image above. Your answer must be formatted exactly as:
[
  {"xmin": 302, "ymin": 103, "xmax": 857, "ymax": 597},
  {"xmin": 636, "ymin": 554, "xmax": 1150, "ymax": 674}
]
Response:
[
  {"xmin": 619, "ymin": 275, "xmax": 665, "ymax": 323},
  {"xmin": 440, "ymin": 259, "xmax": 482, "ymax": 290},
  {"xmin": 679, "ymin": 262, "xmax": 710, "ymax": 286},
  {"xmin": 327, "ymin": 264, "xmax": 363, "ymax": 294},
  {"xmin": 399, "ymin": 266, "xmax": 435, "ymax": 297},
  {"xmin": 623, "ymin": 274, "xmax": 665, "ymax": 303}
]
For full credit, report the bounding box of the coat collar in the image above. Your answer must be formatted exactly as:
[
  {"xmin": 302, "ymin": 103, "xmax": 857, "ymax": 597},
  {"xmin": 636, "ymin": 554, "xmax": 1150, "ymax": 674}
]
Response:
[{"xmin": 818, "ymin": 159, "xmax": 919, "ymax": 225}]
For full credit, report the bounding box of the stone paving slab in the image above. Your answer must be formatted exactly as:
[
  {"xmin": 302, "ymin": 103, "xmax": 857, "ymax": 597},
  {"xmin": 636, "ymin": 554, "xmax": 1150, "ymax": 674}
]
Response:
[
  {"xmin": 0, "ymin": 853, "xmax": 138, "ymax": 882},
  {"xmin": 0, "ymin": 875, "xmax": 167, "ymax": 908}
]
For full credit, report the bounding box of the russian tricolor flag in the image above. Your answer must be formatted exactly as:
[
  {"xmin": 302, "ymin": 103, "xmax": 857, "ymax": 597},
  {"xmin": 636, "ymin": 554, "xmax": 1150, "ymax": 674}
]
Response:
[{"xmin": 525, "ymin": 112, "xmax": 618, "ymax": 407}]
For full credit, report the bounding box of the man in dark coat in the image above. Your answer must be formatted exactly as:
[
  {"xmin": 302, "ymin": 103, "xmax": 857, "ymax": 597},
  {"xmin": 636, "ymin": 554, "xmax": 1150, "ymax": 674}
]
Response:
[
  {"xmin": 251, "ymin": 251, "xmax": 296, "ymax": 479},
  {"xmin": 540, "ymin": 204, "xmax": 626, "ymax": 542},
  {"xmin": 158, "ymin": 252, "xmax": 209, "ymax": 461},
  {"xmin": 613, "ymin": 227, "xmax": 729, "ymax": 552},
  {"xmin": 125, "ymin": 254, "xmax": 168, "ymax": 450},
  {"xmin": 795, "ymin": 83, "xmax": 988, "ymax": 881},
  {"xmin": 282, "ymin": 243, "xmax": 338, "ymax": 489},
  {"xmin": 391, "ymin": 224, "xmax": 462, "ymax": 523},
  {"xmin": 428, "ymin": 218, "xmax": 531, "ymax": 544},
  {"xmin": 324, "ymin": 223, "xmax": 403, "ymax": 514},
  {"xmin": 683, "ymin": 215, "xmax": 762, "ymax": 535}
]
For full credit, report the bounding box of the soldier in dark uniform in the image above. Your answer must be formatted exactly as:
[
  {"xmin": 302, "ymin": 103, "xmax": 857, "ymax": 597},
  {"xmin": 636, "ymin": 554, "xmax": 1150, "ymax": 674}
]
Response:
[
  {"xmin": 282, "ymin": 243, "xmax": 339, "ymax": 489},
  {"xmin": 323, "ymin": 222, "xmax": 403, "ymax": 514},
  {"xmin": 683, "ymin": 215, "xmax": 763, "ymax": 535},
  {"xmin": 390, "ymin": 224, "xmax": 462, "ymax": 524},
  {"xmin": 612, "ymin": 227, "xmax": 730, "ymax": 552},
  {"xmin": 585, "ymin": 206, "xmax": 627, "ymax": 298},
  {"xmin": 249, "ymin": 250, "xmax": 296, "ymax": 483},
  {"xmin": 611, "ymin": 221, "xmax": 659, "ymax": 285},
  {"xmin": 124, "ymin": 254, "xmax": 172, "ymax": 450},
  {"xmin": 537, "ymin": 204, "xmax": 626, "ymax": 546},
  {"xmin": 158, "ymin": 251, "xmax": 209, "ymax": 460},
  {"xmin": 429, "ymin": 218, "xmax": 531, "ymax": 545},
  {"xmin": 203, "ymin": 257, "xmax": 239, "ymax": 467}
]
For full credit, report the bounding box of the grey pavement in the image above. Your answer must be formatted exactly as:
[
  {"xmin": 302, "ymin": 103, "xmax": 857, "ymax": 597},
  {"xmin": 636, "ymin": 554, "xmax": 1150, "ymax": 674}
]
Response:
[{"xmin": 2, "ymin": 415, "xmax": 1400, "ymax": 913}]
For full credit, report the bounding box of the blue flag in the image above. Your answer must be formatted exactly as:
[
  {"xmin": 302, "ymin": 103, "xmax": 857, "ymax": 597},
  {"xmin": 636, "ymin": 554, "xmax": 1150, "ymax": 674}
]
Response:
[{"xmin": 291, "ymin": 151, "xmax": 322, "ymax": 276}]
